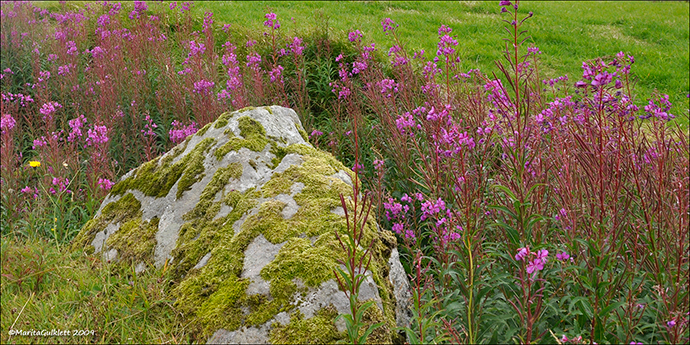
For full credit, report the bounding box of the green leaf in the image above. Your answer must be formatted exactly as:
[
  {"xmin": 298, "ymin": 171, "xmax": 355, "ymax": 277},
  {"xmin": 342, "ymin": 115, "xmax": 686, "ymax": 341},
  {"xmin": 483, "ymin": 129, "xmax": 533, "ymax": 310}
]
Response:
[
  {"xmin": 598, "ymin": 300, "xmax": 625, "ymax": 318},
  {"xmin": 359, "ymin": 322, "xmax": 384, "ymax": 344}
]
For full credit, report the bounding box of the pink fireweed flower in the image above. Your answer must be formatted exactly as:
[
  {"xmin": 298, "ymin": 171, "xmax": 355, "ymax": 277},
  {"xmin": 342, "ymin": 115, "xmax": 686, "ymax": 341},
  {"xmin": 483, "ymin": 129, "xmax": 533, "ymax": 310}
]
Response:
[
  {"xmin": 289, "ymin": 36, "xmax": 304, "ymax": 56},
  {"xmin": 667, "ymin": 320, "xmax": 676, "ymax": 328},
  {"xmin": 396, "ymin": 112, "xmax": 416, "ymax": 136},
  {"xmin": 437, "ymin": 34, "xmax": 458, "ymax": 57},
  {"xmin": 1, "ymin": 114, "xmax": 16, "ymax": 134},
  {"xmin": 309, "ymin": 129, "xmax": 323, "ymax": 138},
  {"xmin": 32, "ymin": 136, "xmax": 47, "ymax": 150},
  {"xmin": 378, "ymin": 79, "xmax": 399, "ymax": 98},
  {"xmin": 383, "ymin": 198, "xmax": 405, "ymax": 220},
  {"xmin": 351, "ymin": 60, "xmax": 367, "ymax": 75},
  {"xmin": 555, "ymin": 208, "xmax": 567, "ymax": 221},
  {"xmin": 348, "ymin": 30, "xmax": 362, "ymax": 43},
  {"xmin": 98, "ymin": 178, "xmax": 114, "ymax": 190},
  {"xmin": 141, "ymin": 114, "xmax": 157, "ymax": 137},
  {"xmin": 392, "ymin": 223, "xmax": 404, "ymax": 235},
  {"xmin": 67, "ymin": 115, "xmax": 87, "ymax": 142},
  {"xmin": 420, "ymin": 198, "xmax": 446, "ymax": 220},
  {"xmin": 86, "ymin": 125, "xmax": 109, "ymax": 146},
  {"xmin": 263, "ymin": 12, "xmax": 280, "ymax": 30},
  {"xmin": 246, "ymin": 52, "xmax": 262, "ymax": 72},
  {"xmin": 381, "ymin": 18, "xmax": 397, "ymax": 34},
  {"xmin": 179, "ymin": 1, "xmax": 192, "ymax": 13},
  {"xmin": 52, "ymin": 177, "xmax": 70, "ymax": 192},
  {"xmin": 527, "ymin": 46, "xmax": 541, "ymax": 55},
  {"xmin": 186, "ymin": 40, "xmax": 206, "ymax": 62},
  {"xmin": 192, "ymin": 80, "xmax": 215, "ymax": 95},
  {"xmin": 556, "ymin": 251, "xmax": 570, "ymax": 261},
  {"xmin": 169, "ymin": 120, "xmax": 198, "ymax": 144},
  {"xmin": 515, "ymin": 247, "xmax": 529, "ymax": 261},
  {"xmin": 438, "ymin": 24, "xmax": 452, "ymax": 36},
  {"xmin": 202, "ymin": 12, "xmax": 213, "ymax": 33},
  {"xmin": 66, "ymin": 41, "xmax": 78, "ymax": 55},
  {"xmin": 536, "ymin": 249, "xmax": 549, "ymax": 261},
  {"xmin": 591, "ymin": 71, "xmax": 613, "ymax": 87},
  {"xmin": 269, "ymin": 65, "xmax": 284, "ymax": 83},
  {"xmin": 40, "ymin": 101, "xmax": 62, "ymax": 121},
  {"xmin": 373, "ymin": 159, "xmax": 384, "ymax": 172},
  {"xmin": 526, "ymin": 258, "xmax": 544, "ymax": 274},
  {"xmin": 97, "ymin": 14, "xmax": 110, "ymax": 27}
]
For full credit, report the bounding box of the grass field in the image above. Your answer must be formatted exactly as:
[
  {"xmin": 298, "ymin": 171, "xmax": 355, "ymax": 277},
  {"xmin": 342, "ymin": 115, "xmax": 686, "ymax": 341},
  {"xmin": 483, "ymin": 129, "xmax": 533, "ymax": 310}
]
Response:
[
  {"xmin": 191, "ymin": 1, "xmax": 689, "ymax": 122},
  {"xmin": 37, "ymin": 1, "xmax": 689, "ymax": 122}
]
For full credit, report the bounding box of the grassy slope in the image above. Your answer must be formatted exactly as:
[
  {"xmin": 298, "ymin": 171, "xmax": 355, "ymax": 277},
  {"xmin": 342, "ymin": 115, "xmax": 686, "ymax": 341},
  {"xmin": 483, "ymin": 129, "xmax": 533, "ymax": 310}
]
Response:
[{"xmin": 194, "ymin": 1, "xmax": 689, "ymax": 124}]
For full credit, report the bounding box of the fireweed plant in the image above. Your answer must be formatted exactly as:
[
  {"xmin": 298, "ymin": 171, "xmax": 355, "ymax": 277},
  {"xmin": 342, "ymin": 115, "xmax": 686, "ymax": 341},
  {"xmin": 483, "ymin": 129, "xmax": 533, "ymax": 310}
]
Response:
[{"xmin": 1, "ymin": 1, "xmax": 688, "ymax": 343}]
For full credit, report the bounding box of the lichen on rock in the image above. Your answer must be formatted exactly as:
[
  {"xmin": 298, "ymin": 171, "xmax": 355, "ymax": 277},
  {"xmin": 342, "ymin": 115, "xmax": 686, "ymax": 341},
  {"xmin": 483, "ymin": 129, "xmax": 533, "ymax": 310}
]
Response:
[{"xmin": 71, "ymin": 106, "xmax": 411, "ymax": 344}]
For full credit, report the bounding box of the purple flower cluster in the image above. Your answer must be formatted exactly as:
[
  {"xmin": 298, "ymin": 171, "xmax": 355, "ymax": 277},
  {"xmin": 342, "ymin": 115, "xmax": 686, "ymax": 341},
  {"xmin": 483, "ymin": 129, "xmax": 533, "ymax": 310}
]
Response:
[
  {"xmin": 1, "ymin": 92, "xmax": 34, "ymax": 107},
  {"xmin": 202, "ymin": 11, "xmax": 213, "ymax": 34},
  {"xmin": 1, "ymin": 114, "xmax": 16, "ymax": 134},
  {"xmin": 86, "ymin": 125, "xmax": 109, "ymax": 147},
  {"xmin": 289, "ymin": 37, "xmax": 304, "ymax": 56},
  {"xmin": 141, "ymin": 114, "xmax": 158, "ymax": 137},
  {"xmin": 98, "ymin": 178, "xmax": 115, "ymax": 190},
  {"xmin": 192, "ymin": 79, "xmax": 215, "ymax": 95},
  {"xmin": 348, "ymin": 30, "xmax": 362, "ymax": 43},
  {"xmin": 378, "ymin": 79, "xmax": 398, "ymax": 98},
  {"xmin": 437, "ymin": 26, "xmax": 458, "ymax": 58},
  {"xmin": 269, "ymin": 65, "xmax": 284, "ymax": 83},
  {"xmin": 395, "ymin": 112, "xmax": 417, "ymax": 136},
  {"xmin": 263, "ymin": 12, "xmax": 280, "ymax": 30},
  {"xmin": 169, "ymin": 120, "xmax": 198, "ymax": 144},
  {"xmin": 129, "ymin": 0, "xmax": 148, "ymax": 20},
  {"xmin": 515, "ymin": 247, "xmax": 550, "ymax": 275},
  {"xmin": 643, "ymin": 94, "xmax": 674, "ymax": 121},
  {"xmin": 67, "ymin": 115, "xmax": 87, "ymax": 142},
  {"xmin": 246, "ymin": 52, "xmax": 261, "ymax": 72},
  {"xmin": 381, "ymin": 18, "xmax": 397, "ymax": 35},
  {"xmin": 20, "ymin": 186, "xmax": 40, "ymax": 199},
  {"xmin": 421, "ymin": 197, "xmax": 446, "ymax": 221},
  {"xmin": 39, "ymin": 101, "xmax": 62, "ymax": 121},
  {"xmin": 383, "ymin": 195, "xmax": 415, "ymax": 240},
  {"xmin": 184, "ymin": 40, "xmax": 206, "ymax": 65},
  {"xmin": 50, "ymin": 176, "xmax": 70, "ymax": 194}
]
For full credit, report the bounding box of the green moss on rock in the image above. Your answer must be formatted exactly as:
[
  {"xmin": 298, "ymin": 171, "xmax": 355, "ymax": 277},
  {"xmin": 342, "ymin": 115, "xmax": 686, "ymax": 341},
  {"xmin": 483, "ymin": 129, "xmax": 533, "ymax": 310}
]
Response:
[
  {"xmin": 110, "ymin": 137, "xmax": 216, "ymax": 199},
  {"xmin": 270, "ymin": 308, "xmax": 343, "ymax": 344},
  {"xmin": 196, "ymin": 122, "xmax": 212, "ymax": 137},
  {"xmin": 106, "ymin": 217, "xmax": 159, "ymax": 265},
  {"xmin": 71, "ymin": 193, "xmax": 142, "ymax": 252},
  {"xmin": 214, "ymin": 116, "xmax": 270, "ymax": 160},
  {"xmin": 214, "ymin": 113, "xmax": 231, "ymax": 129}
]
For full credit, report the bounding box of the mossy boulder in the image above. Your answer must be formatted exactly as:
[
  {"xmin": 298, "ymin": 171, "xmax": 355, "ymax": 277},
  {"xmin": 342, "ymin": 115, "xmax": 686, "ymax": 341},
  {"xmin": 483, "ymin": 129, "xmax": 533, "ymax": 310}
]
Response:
[{"xmin": 72, "ymin": 106, "xmax": 411, "ymax": 344}]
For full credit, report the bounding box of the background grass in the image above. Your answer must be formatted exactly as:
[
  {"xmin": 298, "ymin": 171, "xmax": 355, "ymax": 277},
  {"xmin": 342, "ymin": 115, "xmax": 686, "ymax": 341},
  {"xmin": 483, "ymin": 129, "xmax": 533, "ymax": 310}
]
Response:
[
  {"xmin": 35, "ymin": 1, "xmax": 689, "ymax": 123},
  {"xmin": 183, "ymin": 1, "xmax": 689, "ymax": 124}
]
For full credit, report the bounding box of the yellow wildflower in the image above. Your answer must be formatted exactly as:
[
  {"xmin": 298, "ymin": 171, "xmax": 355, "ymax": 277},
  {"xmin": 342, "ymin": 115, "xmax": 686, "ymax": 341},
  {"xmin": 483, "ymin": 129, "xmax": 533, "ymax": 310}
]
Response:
[{"xmin": 28, "ymin": 161, "xmax": 40, "ymax": 168}]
